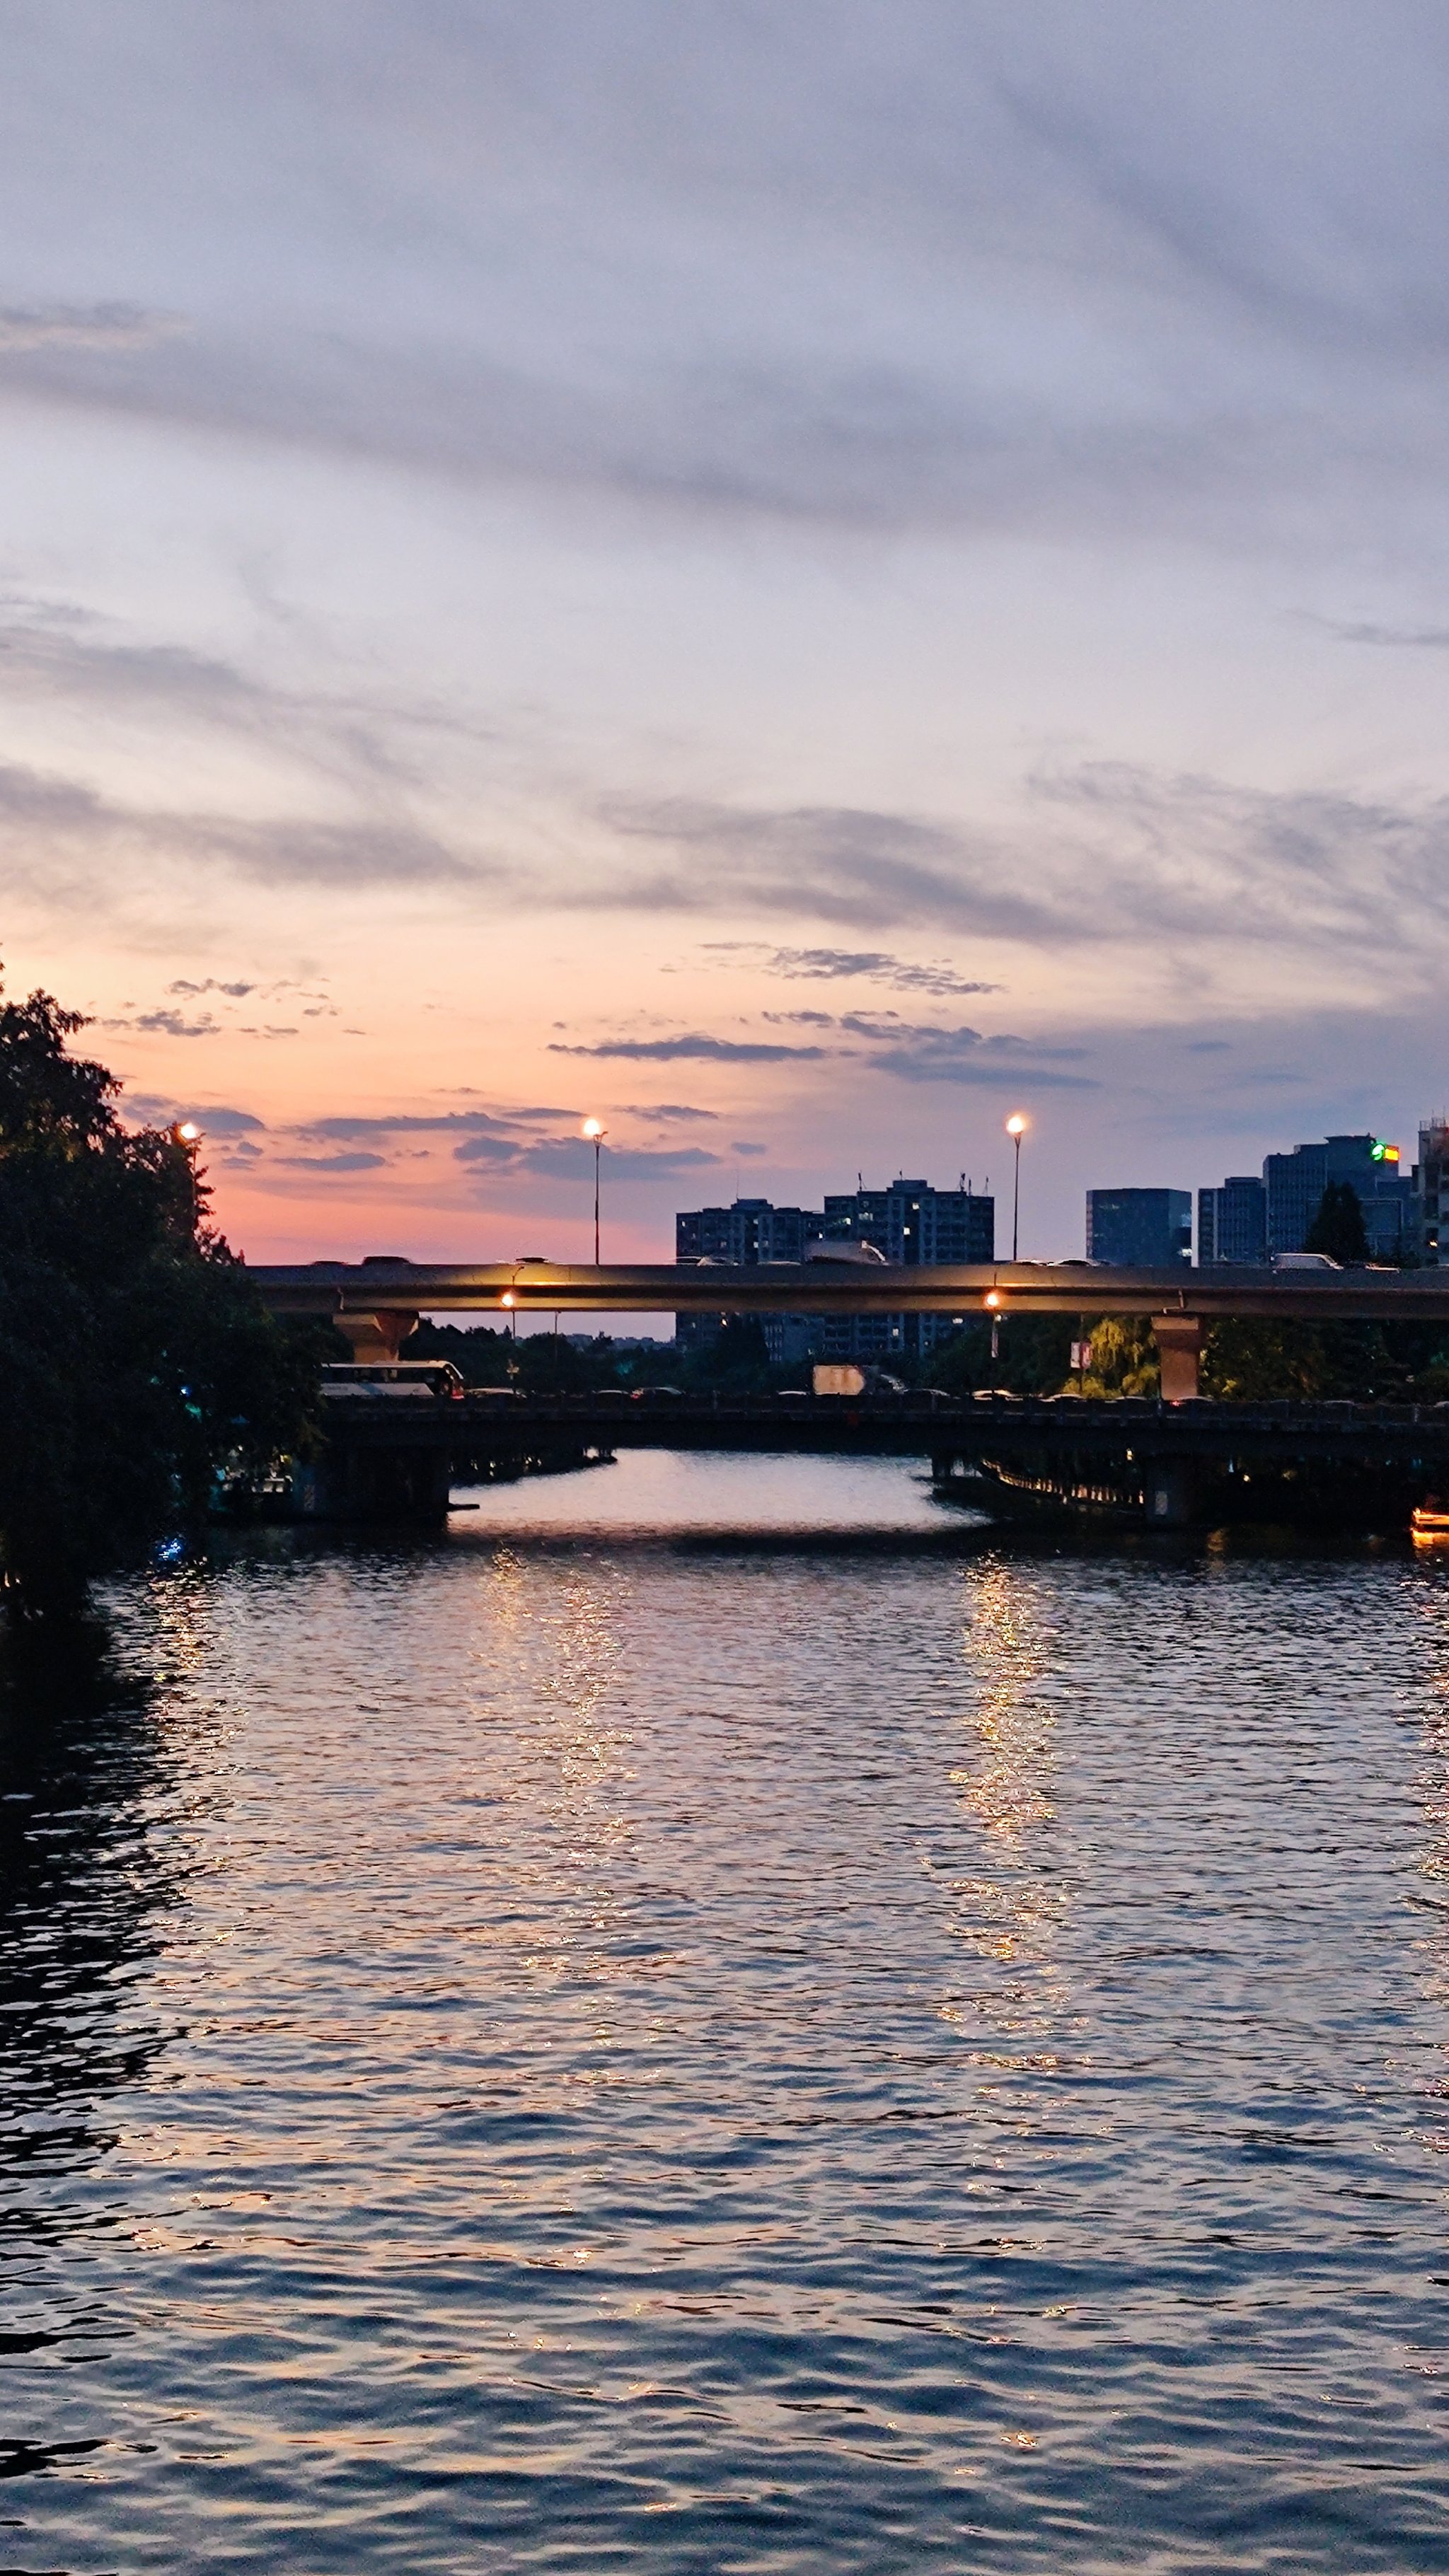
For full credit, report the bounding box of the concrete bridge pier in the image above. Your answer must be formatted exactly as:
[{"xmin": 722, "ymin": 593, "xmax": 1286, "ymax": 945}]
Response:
[
  {"xmin": 1143, "ymin": 1460, "xmax": 1200, "ymax": 1527},
  {"xmin": 1152, "ymin": 1313, "xmax": 1203, "ymax": 1403},
  {"xmin": 333, "ymin": 1308, "xmax": 422, "ymax": 1364}
]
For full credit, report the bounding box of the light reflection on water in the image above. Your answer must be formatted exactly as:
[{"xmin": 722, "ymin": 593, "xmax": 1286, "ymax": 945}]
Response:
[{"xmin": 1, "ymin": 1452, "xmax": 1449, "ymax": 2570}]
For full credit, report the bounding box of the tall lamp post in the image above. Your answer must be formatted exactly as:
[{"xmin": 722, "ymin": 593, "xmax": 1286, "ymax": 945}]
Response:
[
  {"xmin": 1005, "ymin": 1113, "xmax": 1028, "ymax": 1261},
  {"xmin": 582, "ymin": 1119, "xmax": 607, "ymax": 1263},
  {"xmin": 171, "ymin": 1120, "xmax": 202, "ymax": 1229}
]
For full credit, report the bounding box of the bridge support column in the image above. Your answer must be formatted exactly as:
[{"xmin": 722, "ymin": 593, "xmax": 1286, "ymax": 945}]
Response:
[
  {"xmin": 1153, "ymin": 1313, "xmax": 1203, "ymax": 1403},
  {"xmin": 334, "ymin": 1309, "xmax": 421, "ymax": 1364},
  {"xmin": 1144, "ymin": 1461, "xmax": 1199, "ymax": 1527}
]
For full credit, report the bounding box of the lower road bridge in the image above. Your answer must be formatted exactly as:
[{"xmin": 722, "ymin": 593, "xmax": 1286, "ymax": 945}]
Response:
[{"xmin": 264, "ymin": 1386, "xmax": 1449, "ymax": 1533}]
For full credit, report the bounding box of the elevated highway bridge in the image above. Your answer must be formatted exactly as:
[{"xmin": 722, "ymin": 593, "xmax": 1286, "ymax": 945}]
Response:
[
  {"xmin": 238, "ymin": 1255, "xmax": 1449, "ymax": 1531},
  {"xmin": 248, "ymin": 1255, "xmax": 1449, "ymax": 1401}
]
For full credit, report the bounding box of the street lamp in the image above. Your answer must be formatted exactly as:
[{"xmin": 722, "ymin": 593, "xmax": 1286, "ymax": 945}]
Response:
[
  {"xmin": 582, "ymin": 1119, "xmax": 607, "ymax": 1263},
  {"xmin": 1005, "ymin": 1113, "xmax": 1028, "ymax": 1261}
]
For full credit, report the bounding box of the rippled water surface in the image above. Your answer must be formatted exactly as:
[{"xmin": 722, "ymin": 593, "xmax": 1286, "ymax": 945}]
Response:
[{"xmin": 4, "ymin": 1451, "xmax": 1449, "ymax": 2572}]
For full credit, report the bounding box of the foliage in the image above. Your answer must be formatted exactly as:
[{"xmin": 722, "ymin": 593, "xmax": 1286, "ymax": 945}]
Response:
[
  {"xmin": 1202, "ymin": 1316, "xmax": 1449, "ymax": 1401},
  {"xmin": 1076, "ymin": 1316, "xmax": 1160, "ymax": 1397},
  {"xmin": 410, "ymin": 1321, "xmax": 681, "ymax": 1392},
  {"xmin": 0, "ymin": 982, "xmax": 316, "ymax": 1618},
  {"xmin": 923, "ymin": 1313, "xmax": 1075, "ymax": 1396},
  {"xmin": 1304, "ymin": 1181, "xmax": 1370, "ymax": 1264}
]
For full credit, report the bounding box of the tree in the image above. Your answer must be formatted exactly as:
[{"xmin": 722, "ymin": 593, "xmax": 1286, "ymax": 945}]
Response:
[
  {"xmin": 0, "ymin": 982, "xmax": 316, "ymax": 1620},
  {"xmin": 1304, "ymin": 1180, "xmax": 1370, "ymax": 1264},
  {"xmin": 1076, "ymin": 1315, "xmax": 1160, "ymax": 1396},
  {"xmin": 925, "ymin": 1313, "xmax": 1074, "ymax": 1396}
]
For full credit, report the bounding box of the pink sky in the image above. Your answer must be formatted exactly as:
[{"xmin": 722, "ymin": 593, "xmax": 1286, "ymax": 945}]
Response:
[{"xmin": 2, "ymin": 5, "xmax": 1445, "ymax": 1268}]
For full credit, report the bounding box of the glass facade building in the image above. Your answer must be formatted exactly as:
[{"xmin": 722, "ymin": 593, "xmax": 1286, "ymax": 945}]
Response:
[
  {"xmin": 1085, "ymin": 1188, "xmax": 1193, "ymax": 1268},
  {"xmin": 1416, "ymin": 1121, "xmax": 1449, "ymax": 1265},
  {"xmin": 1198, "ymin": 1176, "xmax": 1268, "ymax": 1266},
  {"xmin": 1262, "ymin": 1135, "xmax": 1414, "ymax": 1260}
]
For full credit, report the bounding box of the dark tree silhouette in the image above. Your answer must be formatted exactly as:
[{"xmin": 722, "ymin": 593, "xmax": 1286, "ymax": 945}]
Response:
[
  {"xmin": 1304, "ymin": 1181, "xmax": 1370, "ymax": 1265},
  {"xmin": 0, "ymin": 982, "xmax": 315, "ymax": 1620}
]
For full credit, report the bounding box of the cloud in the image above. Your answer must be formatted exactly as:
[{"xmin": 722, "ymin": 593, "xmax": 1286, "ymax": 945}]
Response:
[
  {"xmin": 712, "ymin": 941, "xmax": 1001, "ymax": 995},
  {"xmin": 0, "ymin": 755, "xmax": 482, "ymax": 897},
  {"xmin": 0, "ymin": 303, "xmax": 183, "ymax": 354},
  {"xmin": 168, "ymin": 977, "xmax": 256, "ymax": 998},
  {"xmin": 587, "ymin": 765, "xmax": 1449, "ymax": 984},
  {"xmin": 596, "ymin": 798, "xmax": 1044, "ymax": 939},
  {"xmin": 1322, "ymin": 620, "xmax": 1449, "ymax": 651},
  {"xmin": 0, "ymin": 7, "xmax": 1447, "ymax": 588},
  {"xmin": 300, "ymin": 1108, "xmax": 545, "ymax": 1142},
  {"xmin": 870, "ymin": 1040, "xmax": 1095, "ymax": 1088},
  {"xmin": 122, "ymin": 1098, "xmax": 266, "ymax": 1137},
  {"xmin": 275, "ymin": 1151, "xmax": 388, "ymax": 1173},
  {"xmin": 732, "ymin": 1140, "xmax": 768, "ymax": 1156},
  {"xmin": 110, "ymin": 1007, "xmax": 219, "ymax": 1039},
  {"xmin": 550, "ymin": 1031, "xmax": 829, "ymax": 1062},
  {"xmin": 454, "ymin": 1133, "xmax": 719, "ymax": 1176},
  {"xmin": 627, "ymin": 1101, "xmax": 719, "ymax": 1121}
]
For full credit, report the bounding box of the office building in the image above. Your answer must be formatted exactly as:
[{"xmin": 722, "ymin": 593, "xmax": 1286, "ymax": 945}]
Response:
[
  {"xmin": 815, "ymin": 1178, "xmax": 994, "ymax": 1362},
  {"xmin": 674, "ymin": 1178, "xmax": 994, "ymax": 1364},
  {"xmin": 675, "ymin": 1198, "xmax": 822, "ymax": 1265},
  {"xmin": 1262, "ymin": 1134, "xmax": 1413, "ymax": 1261},
  {"xmin": 674, "ymin": 1197, "xmax": 823, "ymax": 1352},
  {"xmin": 1198, "ymin": 1176, "xmax": 1268, "ymax": 1266},
  {"xmin": 1085, "ymin": 1188, "xmax": 1192, "ymax": 1268},
  {"xmin": 1417, "ymin": 1120, "xmax": 1449, "ymax": 1263}
]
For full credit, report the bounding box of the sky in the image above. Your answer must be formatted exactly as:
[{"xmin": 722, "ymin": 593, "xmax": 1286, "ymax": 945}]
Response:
[{"xmin": 3, "ymin": 0, "xmax": 1449, "ymax": 1270}]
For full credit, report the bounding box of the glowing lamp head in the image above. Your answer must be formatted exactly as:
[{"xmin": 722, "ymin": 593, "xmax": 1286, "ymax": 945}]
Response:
[
  {"xmin": 985, "ymin": 1289, "xmax": 1002, "ymax": 1309},
  {"xmin": 175, "ymin": 1121, "xmax": 201, "ymax": 1144},
  {"xmin": 501, "ymin": 1292, "xmax": 515, "ymax": 1309},
  {"xmin": 582, "ymin": 1118, "xmax": 606, "ymax": 1140},
  {"xmin": 1005, "ymin": 1113, "xmax": 1028, "ymax": 1137}
]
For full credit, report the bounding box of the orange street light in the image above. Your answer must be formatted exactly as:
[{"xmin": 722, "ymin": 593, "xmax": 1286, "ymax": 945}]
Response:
[
  {"xmin": 582, "ymin": 1119, "xmax": 607, "ymax": 1263},
  {"xmin": 1005, "ymin": 1113, "xmax": 1029, "ymax": 1259},
  {"xmin": 174, "ymin": 1120, "xmax": 202, "ymax": 1144}
]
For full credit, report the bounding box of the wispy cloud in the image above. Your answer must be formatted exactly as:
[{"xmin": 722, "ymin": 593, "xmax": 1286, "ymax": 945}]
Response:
[
  {"xmin": 0, "ymin": 302, "xmax": 184, "ymax": 354},
  {"xmin": 456, "ymin": 1135, "xmax": 720, "ymax": 1177},
  {"xmin": 1320, "ymin": 618, "xmax": 1449, "ymax": 651},
  {"xmin": 122, "ymin": 1097, "xmax": 265, "ymax": 1137},
  {"xmin": 300, "ymin": 1108, "xmax": 564, "ymax": 1142},
  {"xmin": 275, "ymin": 1151, "xmax": 388, "ymax": 1173},
  {"xmin": 0, "ymin": 755, "xmax": 483, "ymax": 898},
  {"xmin": 550, "ymin": 1032, "xmax": 829, "ymax": 1063},
  {"xmin": 107, "ymin": 1006, "xmax": 219, "ymax": 1039},
  {"xmin": 627, "ymin": 1101, "xmax": 719, "ymax": 1121},
  {"xmin": 708, "ymin": 941, "xmax": 1000, "ymax": 995}
]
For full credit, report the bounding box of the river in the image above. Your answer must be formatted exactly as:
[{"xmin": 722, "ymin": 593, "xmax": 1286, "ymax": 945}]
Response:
[{"xmin": 3, "ymin": 1451, "xmax": 1448, "ymax": 2572}]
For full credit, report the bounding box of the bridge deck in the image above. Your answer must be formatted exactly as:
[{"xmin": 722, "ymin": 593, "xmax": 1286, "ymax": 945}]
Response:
[
  {"xmin": 315, "ymin": 1389, "xmax": 1449, "ymax": 1463},
  {"xmin": 250, "ymin": 1258, "xmax": 1449, "ymax": 1323}
]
